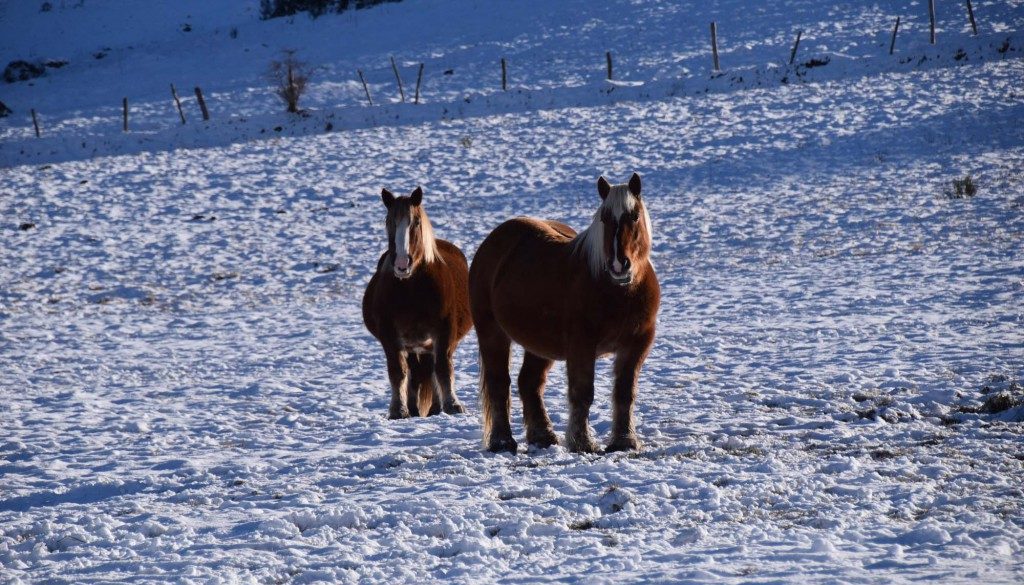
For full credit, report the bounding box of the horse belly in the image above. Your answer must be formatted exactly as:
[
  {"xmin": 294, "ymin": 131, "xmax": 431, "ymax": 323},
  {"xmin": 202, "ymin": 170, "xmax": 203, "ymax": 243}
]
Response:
[
  {"xmin": 492, "ymin": 281, "xmax": 568, "ymax": 361},
  {"xmin": 401, "ymin": 335, "xmax": 434, "ymax": 355}
]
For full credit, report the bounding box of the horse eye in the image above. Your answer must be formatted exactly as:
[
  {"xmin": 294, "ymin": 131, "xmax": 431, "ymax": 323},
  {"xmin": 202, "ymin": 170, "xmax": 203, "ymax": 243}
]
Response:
[{"xmin": 630, "ymin": 211, "xmax": 640, "ymax": 223}]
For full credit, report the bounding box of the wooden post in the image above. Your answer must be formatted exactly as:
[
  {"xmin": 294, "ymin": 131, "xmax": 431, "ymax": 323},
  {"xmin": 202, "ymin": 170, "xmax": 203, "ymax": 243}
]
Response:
[
  {"xmin": 890, "ymin": 16, "xmax": 901, "ymax": 55},
  {"xmin": 501, "ymin": 57, "xmax": 507, "ymax": 91},
  {"xmin": 789, "ymin": 30, "xmax": 803, "ymax": 65},
  {"xmin": 390, "ymin": 56, "xmax": 405, "ymax": 102},
  {"xmin": 710, "ymin": 21, "xmax": 721, "ymax": 71},
  {"xmin": 606, "ymin": 51, "xmax": 613, "ymax": 80},
  {"xmin": 929, "ymin": 0, "xmax": 936, "ymax": 44},
  {"xmin": 171, "ymin": 84, "xmax": 186, "ymax": 124},
  {"xmin": 31, "ymin": 108, "xmax": 40, "ymax": 138},
  {"xmin": 122, "ymin": 97, "xmax": 128, "ymax": 132},
  {"xmin": 414, "ymin": 63, "xmax": 424, "ymax": 104},
  {"xmin": 966, "ymin": 0, "xmax": 978, "ymax": 35},
  {"xmin": 194, "ymin": 86, "xmax": 209, "ymax": 121},
  {"xmin": 358, "ymin": 69, "xmax": 373, "ymax": 106}
]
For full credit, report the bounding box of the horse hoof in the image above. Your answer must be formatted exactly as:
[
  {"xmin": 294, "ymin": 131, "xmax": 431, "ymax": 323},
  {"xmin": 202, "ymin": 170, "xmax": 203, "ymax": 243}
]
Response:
[
  {"xmin": 443, "ymin": 402, "xmax": 466, "ymax": 415},
  {"xmin": 605, "ymin": 436, "xmax": 642, "ymax": 452},
  {"xmin": 487, "ymin": 437, "xmax": 518, "ymax": 454},
  {"xmin": 526, "ymin": 429, "xmax": 559, "ymax": 449},
  {"xmin": 565, "ymin": 435, "xmax": 600, "ymax": 454},
  {"xmin": 387, "ymin": 409, "xmax": 411, "ymax": 420}
]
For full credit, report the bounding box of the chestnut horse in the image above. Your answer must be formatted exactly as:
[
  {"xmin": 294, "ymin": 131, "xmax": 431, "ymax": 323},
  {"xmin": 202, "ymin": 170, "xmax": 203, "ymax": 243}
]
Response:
[
  {"xmin": 362, "ymin": 187, "xmax": 472, "ymax": 419},
  {"xmin": 470, "ymin": 173, "xmax": 660, "ymax": 453}
]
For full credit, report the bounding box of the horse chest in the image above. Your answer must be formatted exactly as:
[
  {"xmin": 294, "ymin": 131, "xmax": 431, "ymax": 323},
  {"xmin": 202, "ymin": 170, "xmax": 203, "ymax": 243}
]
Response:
[{"xmin": 385, "ymin": 293, "xmax": 438, "ymax": 344}]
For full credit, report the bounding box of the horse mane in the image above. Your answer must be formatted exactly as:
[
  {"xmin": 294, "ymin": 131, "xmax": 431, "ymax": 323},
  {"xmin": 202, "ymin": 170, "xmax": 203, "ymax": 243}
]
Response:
[
  {"xmin": 417, "ymin": 207, "xmax": 441, "ymax": 265},
  {"xmin": 570, "ymin": 184, "xmax": 651, "ymax": 278}
]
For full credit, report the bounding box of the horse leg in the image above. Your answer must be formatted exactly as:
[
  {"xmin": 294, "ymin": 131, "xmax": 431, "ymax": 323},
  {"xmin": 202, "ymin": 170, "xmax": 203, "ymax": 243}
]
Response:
[
  {"xmin": 565, "ymin": 351, "xmax": 599, "ymax": 453},
  {"xmin": 432, "ymin": 331, "xmax": 466, "ymax": 415},
  {"xmin": 606, "ymin": 335, "xmax": 653, "ymax": 451},
  {"xmin": 477, "ymin": 320, "xmax": 516, "ymax": 453},
  {"xmin": 518, "ymin": 351, "xmax": 558, "ymax": 449},
  {"xmin": 384, "ymin": 345, "xmax": 411, "ymax": 419}
]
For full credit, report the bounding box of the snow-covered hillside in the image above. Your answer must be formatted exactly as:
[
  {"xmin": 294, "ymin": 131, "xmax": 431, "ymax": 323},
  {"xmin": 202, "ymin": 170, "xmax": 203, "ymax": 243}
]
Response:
[{"xmin": 2, "ymin": 1, "xmax": 1023, "ymax": 583}]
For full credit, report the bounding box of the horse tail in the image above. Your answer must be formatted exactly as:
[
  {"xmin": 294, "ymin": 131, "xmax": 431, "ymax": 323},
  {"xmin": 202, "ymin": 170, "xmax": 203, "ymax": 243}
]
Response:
[
  {"xmin": 478, "ymin": 350, "xmax": 492, "ymax": 446},
  {"xmin": 406, "ymin": 353, "xmax": 436, "ymax": 417},
  {"xmin": 416, "ymin": 363, "xmax": 435, "ymax": 417}
]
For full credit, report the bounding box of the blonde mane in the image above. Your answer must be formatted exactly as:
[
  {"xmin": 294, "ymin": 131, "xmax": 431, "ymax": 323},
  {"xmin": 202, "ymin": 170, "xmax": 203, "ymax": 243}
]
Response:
[{"xmin": 418, "ymin": 208, "xmax": 440, "ymax": 264}]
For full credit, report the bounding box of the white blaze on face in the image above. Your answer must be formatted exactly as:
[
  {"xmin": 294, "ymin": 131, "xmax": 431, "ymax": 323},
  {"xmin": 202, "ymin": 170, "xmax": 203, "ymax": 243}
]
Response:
[
  {"xmin": 612, "ymin": 226, "xmax": 623, "ymax": 273},
  {"xmin": 394, "ymin": 217, "xmax": 411, "ymax": 273}
]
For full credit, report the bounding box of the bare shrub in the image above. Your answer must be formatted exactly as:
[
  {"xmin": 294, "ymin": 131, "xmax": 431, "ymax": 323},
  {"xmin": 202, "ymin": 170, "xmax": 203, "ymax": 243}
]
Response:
[{"xmin": 269, "ymin": 50, "xmax": 311, "ymax": 114}]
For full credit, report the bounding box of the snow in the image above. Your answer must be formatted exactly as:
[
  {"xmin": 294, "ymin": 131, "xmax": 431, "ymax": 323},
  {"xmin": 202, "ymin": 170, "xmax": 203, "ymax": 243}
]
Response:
[{"xmin": 2, "ymin": 0, "xmax": 1023, "ymax": 583}]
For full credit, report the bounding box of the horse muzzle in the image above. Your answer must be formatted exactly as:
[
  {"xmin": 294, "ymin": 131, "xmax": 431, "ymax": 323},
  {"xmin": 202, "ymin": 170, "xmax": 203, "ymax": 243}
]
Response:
[
  {"xmin": 609, "ymin": 269, "xmax": 632, "ymax": 286},
  {"xmin": 394, "ymin": 255, "xmax": 412, "ymax": 279}
]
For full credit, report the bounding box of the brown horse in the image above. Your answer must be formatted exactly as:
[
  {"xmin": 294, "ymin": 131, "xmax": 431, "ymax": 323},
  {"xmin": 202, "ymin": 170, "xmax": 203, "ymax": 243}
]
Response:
[
  {"xmin": 362, "ymin": 187, "xmax": 472, "ymax": 419},
  {"xmin": 470, "ymin": 173, "xmax": 660, "ymax": 453}
]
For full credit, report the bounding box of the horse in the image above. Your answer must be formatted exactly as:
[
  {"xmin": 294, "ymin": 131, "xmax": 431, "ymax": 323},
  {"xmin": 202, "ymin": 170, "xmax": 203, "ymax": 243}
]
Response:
[
  {"xmin": 362, "ymin": 186, "xmax": 473, "ymax": 419},
  {"xmin": 469, "ymin": 173, "xmax": 660, "ymax": 454}
]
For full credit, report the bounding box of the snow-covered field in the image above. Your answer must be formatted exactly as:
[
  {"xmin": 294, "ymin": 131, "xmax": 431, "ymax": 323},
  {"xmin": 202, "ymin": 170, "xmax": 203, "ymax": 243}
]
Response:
[{"xmin": 2, "ymin": 1, "xmax": 1023, "ymax": 583}]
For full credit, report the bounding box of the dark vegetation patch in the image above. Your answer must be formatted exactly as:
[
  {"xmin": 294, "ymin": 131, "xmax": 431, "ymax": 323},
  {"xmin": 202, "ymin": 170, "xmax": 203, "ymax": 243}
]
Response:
[
  {"xmin": 4, "ymin": 60, "xmax": 46, "ymax": 83},
  {"xmin": 568, "ymin": 519, "xmax": 596, "ymax": 531},
  {"xmin": 945, "ymin": 174, "xmax": 978, "ymax": 199},
  {"xmin": 951, "ymin": 377, "xmax": 1024, "ymax": 420},
  {"xmin": 259, "ymin": 0, "xmax": 403, "ymax": 20},
  {"xmin": 853, "ymin": 392, "xmax": 918, "ymax": 424},
  {"xmin": 869, "ymin": 448, "xmax": 901, "ymax": 461},
  {"xmin": 802, "ymin": 56, "xmax": 830, "ymax": 69}
]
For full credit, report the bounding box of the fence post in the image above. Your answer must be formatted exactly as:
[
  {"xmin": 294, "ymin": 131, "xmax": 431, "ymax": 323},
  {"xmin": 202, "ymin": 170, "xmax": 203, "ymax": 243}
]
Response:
[
  {"xmin": 122, "ymin": 97, "xmax": 128, "ymax": 132},
  {"xmin": 390, "ymin": 56, "xmax": 406, "ymax": 102},
  {"xmin": 929, "ymin": 0, "xmax": 936, "ymax": 44},
  {"xmin": 31, "ymin": 108, "xmax": 41, "ymax": 137},
  {"xmin": 358, "ymin": 69, "xmax": 373, "ymax": 106},
  {"xmin": 501, "ymin": 57, "xmax": 507, "ymax": 91},
  {"xmin": 789, "ymin": 30, "xmax": 803, "ymax": 65},
  {"xmin": 171, "ymin": 84, "xmax": 186, "ymax": 124},
  {"xmin": 606, "ymin": 51, "xmax": 613, "ymax": 80},
  {"xmin": 710, "ymin": 22, "xmax": 721, "ymax": 71},
  {"xmin": 890, "ymin": 16, "xmax": 901, "ymax": 55},
  {"xmin": 194, "ymin": 86, "xmax": 210, "ymax": 121},
  {"xmin": 966, "ymin": 0, "xmax": 978, "ymax": 35},
  {"xmin": 414, "ymin": 63, "xmax": 424, "ymax": 104}
]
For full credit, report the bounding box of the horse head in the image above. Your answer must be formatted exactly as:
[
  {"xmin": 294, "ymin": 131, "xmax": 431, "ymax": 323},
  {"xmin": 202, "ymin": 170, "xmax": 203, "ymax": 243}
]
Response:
[
  {"xmin": 380, "ymin": 186, "xmax": 438, "ymax": 279},
  {"xmin": 594, "ymin": 172, "xmax": 651, "ymax": 286}
]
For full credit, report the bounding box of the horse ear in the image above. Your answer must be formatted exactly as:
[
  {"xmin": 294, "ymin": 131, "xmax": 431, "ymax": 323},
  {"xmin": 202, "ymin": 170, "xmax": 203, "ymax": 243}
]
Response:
[
  {"xmin": 597, "ymin": 176, "xmax": 611, "ymax": 200},
  {"xmin": 410, "ymin": 186, "xmax": 423, "ymax": 206},
  {"xmin": 628, "ymin": 172, "xmax": 642, "ymax": 198},
  {"xmin": 381, "ymin": 188, "xmax": 395, "ymax": 208}
]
